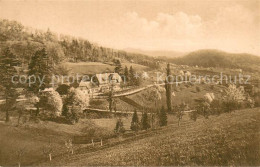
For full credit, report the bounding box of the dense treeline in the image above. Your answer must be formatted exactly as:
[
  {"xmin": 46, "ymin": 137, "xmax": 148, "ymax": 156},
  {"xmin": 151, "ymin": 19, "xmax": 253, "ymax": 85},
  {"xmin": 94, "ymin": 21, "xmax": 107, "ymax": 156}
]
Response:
[
  {"xmin": 171, "ymin": 49, "xmax": 260, "ymax": 72},
  {"xmin": 0, "ymin": 19, "xmax": 159, "ymax": 68}
]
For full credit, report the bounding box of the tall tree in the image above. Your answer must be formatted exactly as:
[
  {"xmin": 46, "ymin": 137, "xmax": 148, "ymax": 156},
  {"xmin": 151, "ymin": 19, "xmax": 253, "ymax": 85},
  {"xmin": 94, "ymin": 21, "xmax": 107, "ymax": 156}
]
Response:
[
  {"xmin": 63, "ymin": 88, "xmax": 89, "ymax": 124},
  {"xmin": 0, "ymin": 48, "xmax": 19, "ymax": 122},
  {"xmin": 130, "ymin": 110, "xmax": 139, "ymax": 131},
  {"xmin": 124, "ymin": 66, "xmax": 129, "ymax": 82},
  {"xmin": 45, "ymin": 42, "xmax": 65, "ymax": 65},
  {"xmin": 28, "ymin": 48, "xmax": 52, "ymax": 116},
  {"xmin": 40, "ymin": 89, "xmax": 63, "ymax": 117},
  {"xmin": 129, "ymin": 65, "xmax": 134, "ymax": 85},
  {"xmin": 159, "ymin": 106, "xmax": 167, "ymax": 126},
  {"xmin": 107, "ymin": 83, "xmax": 114, "ymax": 112},
  {"xmin": 141, "ymin": 112, "xmax": 150, "ymax": 130},
  {"xmin": 165, "ymin": 63, "xmax": 172, "ymax": 112},
  {"xmin": 129, "ymin": 65, "xmax": 141, "ymax": 86},
  {"xmin": 114, "ymin": 59, "xmax": 122, "ymax": 74}
]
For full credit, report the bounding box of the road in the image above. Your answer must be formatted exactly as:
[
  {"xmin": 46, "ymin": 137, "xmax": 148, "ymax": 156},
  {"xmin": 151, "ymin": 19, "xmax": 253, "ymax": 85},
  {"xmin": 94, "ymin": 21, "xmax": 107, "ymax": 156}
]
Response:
[{"xmin": 94, "ymin": 83, "xmax": 166, "ymax": 99}]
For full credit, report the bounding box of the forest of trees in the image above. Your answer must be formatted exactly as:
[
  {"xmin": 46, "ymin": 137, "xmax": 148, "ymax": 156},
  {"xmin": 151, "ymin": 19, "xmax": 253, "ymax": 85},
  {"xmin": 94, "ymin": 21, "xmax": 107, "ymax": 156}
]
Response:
[{"xmin": 0, "ymin": 19, "xmax": 160, "ymax": 69}]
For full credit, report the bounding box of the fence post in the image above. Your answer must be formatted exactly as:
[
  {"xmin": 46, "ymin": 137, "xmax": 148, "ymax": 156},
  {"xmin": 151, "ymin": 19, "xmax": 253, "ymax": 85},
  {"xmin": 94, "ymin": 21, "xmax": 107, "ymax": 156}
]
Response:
[
  {"xmin": 92, "ymin": 139, "xmax": 94, "ymax": 146},
  {"xmin": 100, "ymin": 139, "xmax": 103, "ymax": 146}
]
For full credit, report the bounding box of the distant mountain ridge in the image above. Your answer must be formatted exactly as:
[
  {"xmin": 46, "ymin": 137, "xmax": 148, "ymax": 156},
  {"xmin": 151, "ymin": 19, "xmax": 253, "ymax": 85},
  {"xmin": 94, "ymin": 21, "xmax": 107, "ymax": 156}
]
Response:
[
  {"xmin": 171, "ymin": 49, "xmax": 260, "ymax": 72},
  {"xmin": 124, "ymin": 48, "xmax": 186, "ymax": 58}
]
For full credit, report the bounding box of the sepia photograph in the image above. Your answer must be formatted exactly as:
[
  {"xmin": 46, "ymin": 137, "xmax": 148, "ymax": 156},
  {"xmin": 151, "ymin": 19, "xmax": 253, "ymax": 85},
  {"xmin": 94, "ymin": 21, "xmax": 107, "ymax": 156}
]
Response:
[{"xmin": 0, "ymin": 0, "xmax": 259, "ymax": 166}]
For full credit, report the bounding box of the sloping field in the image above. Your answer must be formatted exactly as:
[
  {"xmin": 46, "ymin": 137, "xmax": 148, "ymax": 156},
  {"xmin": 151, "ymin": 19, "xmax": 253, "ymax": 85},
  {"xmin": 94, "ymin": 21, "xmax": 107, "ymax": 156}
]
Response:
[
  {"xmin": 42, "ymin": 108, "xmax": 260, "ymax": 166},
  {"xmin": 63, "ymin": 62, "xmax": 149, "ymax": 75},
  {"xmin": 126, "ymin": 83, "xmax": 223, "ymax": 110},
  {"xmin": 121, "ymin": 62, "xmax": 149, "ymax": 71},
  {"xmin": 0, "ymin": 119, "xmax": 113, "ymax": 166},
  {"xmin": 63, "ymin": 62, "xmax": 115, "ymax": 74}
]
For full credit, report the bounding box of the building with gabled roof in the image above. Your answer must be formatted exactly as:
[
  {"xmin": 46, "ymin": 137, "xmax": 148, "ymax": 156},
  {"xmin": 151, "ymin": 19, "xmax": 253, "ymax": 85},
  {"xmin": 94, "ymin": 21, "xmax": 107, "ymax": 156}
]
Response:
[{"xmin": 78, "ymin": 73, "xmax": 122, "ymax": 94}]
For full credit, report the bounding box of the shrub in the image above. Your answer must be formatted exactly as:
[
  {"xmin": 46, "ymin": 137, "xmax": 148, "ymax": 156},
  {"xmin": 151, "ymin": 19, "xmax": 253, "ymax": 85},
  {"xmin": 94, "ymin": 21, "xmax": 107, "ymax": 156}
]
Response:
[
  {"xmin": 114, "ymin": 119, "xmax": 125, "ymax": 134},
  {"xmin": 40, "ymin": 90, "xmax": 63, "ymax": 117},
  {"xmin": 210, "ymin": 99, "xmax": 223, "ymax": 115},
  {"xmin": 222, "ymin": 84, "xmax": 246, "ymax": 112},
  {"xmin": 195, "ymin": 101, "xmax": 210, "ymax": 119}
]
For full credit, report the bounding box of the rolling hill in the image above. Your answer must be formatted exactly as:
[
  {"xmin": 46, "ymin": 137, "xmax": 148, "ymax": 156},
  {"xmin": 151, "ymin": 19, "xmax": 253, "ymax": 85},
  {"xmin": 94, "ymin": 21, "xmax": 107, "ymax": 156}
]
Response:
[
  {"xmin": 124, "ymin": 48, "xmax": 186, "ymax": 58},
  {"xmin": 171, "ymin": 49, "xmax": 260, "ymax": 72}
]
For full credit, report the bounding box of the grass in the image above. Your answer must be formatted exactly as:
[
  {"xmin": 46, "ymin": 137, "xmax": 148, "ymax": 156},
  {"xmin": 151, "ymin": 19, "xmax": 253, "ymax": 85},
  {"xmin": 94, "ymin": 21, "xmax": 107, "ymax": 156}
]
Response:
[
  {"xmin": 40, "ymin": 107, "xmax": 260, "ymax": 166},
  {"xmin": 63, "ymin": 62, "xmax": 150, "ymax": 75},
  {"xmin": 63, "ymin": 62, "xmax": 115, "ymax": 74},
  {"xmin": 0, "ymin": 117, "xmax": 114, "ymax": 166},
  {"xmin": 121, "ymin": 63, "xmax": 149, "ymax": 72},
  {"xmin": 125, "ymin": 83, "xmax": 223, "ymax": 110},
  {"xmin": 89, "ymin": 98, "xmax": 136, "ymax": 111},
  {"xmin": 0, "ymin": 110, "xmax": 178, "ymax": 166}
]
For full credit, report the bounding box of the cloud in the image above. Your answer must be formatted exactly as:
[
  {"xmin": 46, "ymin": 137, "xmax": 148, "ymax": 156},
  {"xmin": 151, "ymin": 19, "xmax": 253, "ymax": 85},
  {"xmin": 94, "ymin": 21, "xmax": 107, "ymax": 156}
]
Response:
[
  {"xmin": 107, "ymin": 5, "xmax": 259, "ymax": 54},
  {"xmin": 156, "ymin": 12, "xmax": 202, "ymax": 38},
  {"xmin": 205, "ymin": 5, "xmax": 257, "ymax": 39},
  {"xmin": 202, "ymin": 5, "xmax": 259, "ymax": 54},
  {"xmin": 114, "ymin": 11, "xmax": 202, "ymax": 40}
]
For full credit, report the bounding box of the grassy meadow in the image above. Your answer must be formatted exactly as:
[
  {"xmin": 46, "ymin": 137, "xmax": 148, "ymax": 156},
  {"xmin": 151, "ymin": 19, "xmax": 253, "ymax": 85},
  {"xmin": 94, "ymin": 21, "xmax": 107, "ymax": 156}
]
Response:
[
  {"xmin": 63, "ymin": 62, "xmax": 149, "ymax": 75},
  {"xmin": 40, "ymin": 108, "xmax": 260, "ymax": 166}
]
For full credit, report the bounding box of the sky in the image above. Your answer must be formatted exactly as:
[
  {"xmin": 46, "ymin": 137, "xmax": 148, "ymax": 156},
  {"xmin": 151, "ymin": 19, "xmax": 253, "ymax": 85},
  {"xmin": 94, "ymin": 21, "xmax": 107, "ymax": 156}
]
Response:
[{"xmin": 0, "ymin": 0, "xmax": 259, "ymax": 55}]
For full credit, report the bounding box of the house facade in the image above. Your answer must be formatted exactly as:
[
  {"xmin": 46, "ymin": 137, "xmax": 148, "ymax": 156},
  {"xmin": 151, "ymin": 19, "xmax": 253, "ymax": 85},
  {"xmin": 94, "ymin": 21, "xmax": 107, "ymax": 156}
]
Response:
[{"xmin": 78, "ymin": 73, "xmax": 122, "ymax": 95}]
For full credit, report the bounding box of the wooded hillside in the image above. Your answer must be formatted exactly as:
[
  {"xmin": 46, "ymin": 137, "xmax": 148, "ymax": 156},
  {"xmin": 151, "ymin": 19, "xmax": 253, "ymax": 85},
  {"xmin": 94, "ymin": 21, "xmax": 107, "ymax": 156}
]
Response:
[{"xmin": 0, "ymin": 19, "xmax": 159, "ymax": 69}]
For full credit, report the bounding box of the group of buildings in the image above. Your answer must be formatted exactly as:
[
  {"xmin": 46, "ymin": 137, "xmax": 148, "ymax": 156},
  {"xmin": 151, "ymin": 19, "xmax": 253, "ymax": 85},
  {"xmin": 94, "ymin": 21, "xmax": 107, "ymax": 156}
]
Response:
[{"xmin": 78, "ymin": 73, "xmax": 122, "ymax": 95}]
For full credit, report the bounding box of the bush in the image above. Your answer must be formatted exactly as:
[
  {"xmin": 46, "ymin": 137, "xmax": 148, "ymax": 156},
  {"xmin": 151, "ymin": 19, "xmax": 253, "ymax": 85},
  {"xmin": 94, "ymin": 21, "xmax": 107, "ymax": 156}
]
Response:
[
  {"xmin": 40, "ymin": 90, "xmax": 63, "ymax": 117},
  {"xmin": 222, "ymin": 85, "xmax": 246, "ymax": 112},
  {"xmin": 114, "ymin": 119, "xmax": 125, "ymax": 134}
]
